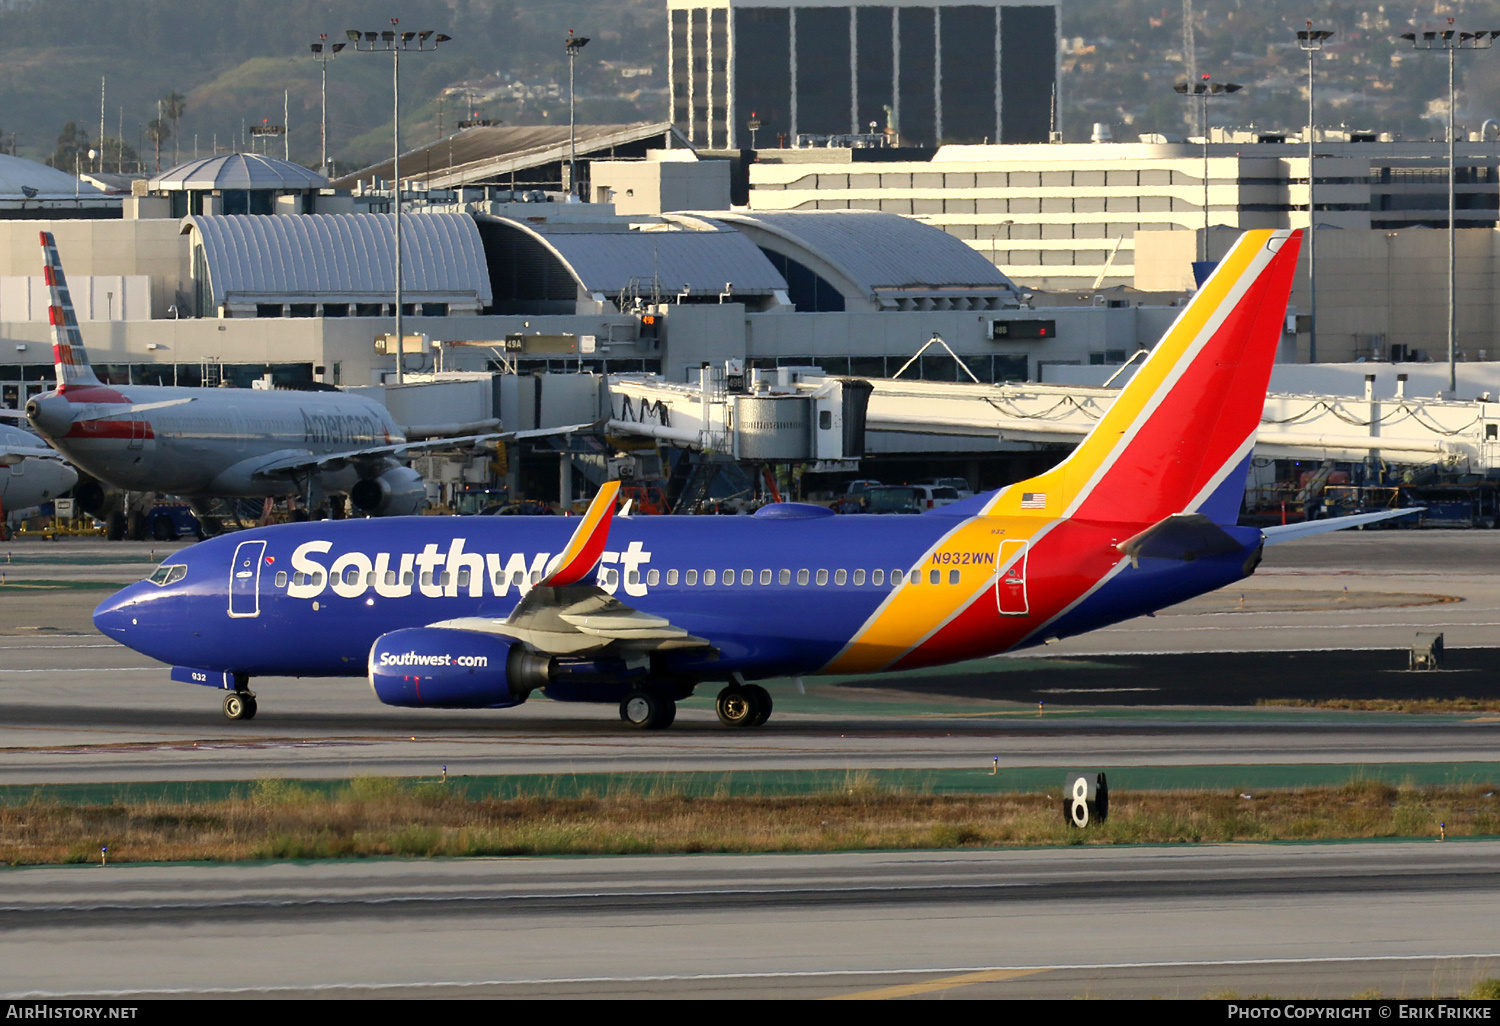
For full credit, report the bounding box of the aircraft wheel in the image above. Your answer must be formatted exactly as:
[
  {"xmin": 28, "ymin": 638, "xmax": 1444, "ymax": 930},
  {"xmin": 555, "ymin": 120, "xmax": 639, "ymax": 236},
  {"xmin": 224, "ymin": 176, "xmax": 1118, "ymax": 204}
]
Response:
[
  {"xmin": 105, "ymin": 511, "xmax": 125, "ymax": 541},
  {"xmin": 125, "ymin": 511, "xmax": 146, "ymax": 541},
  {"xmin": 620, "ymin": 689, "xmax": 673, "ymax": 729},
  {"xmin": 151, "ymin": 516, "xmax": 175, "ymax": 542},
  {"xmin": 715, "ymin": 686, "xmax": 758, "ymax": 728},
  {"xmin": 745, "ymin": 684, "xmax": 773, "ymax": 727},
  {"xmin": 223, "ymin": 692, "xmax": 257, "ymax": 722}
]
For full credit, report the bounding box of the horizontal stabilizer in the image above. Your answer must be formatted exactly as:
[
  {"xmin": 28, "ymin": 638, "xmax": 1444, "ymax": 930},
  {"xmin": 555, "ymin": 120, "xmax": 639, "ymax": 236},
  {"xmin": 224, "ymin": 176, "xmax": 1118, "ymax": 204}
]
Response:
[
  {"xmin": 1116, "ymin": 512, "xmax": 1245, "ymax": 566},
  {"xmin": 1262, "ymin": 508, "xmax": 1421, "ymax": 544}
]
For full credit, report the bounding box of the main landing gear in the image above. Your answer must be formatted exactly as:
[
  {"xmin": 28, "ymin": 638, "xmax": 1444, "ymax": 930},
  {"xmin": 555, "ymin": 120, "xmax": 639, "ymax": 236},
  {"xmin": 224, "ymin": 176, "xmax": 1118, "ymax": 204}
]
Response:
[
  {"xmin": 223, "ymin": 690, "xmax": 258, "ymax": 721},
  {"xmin": 620, "ymin": 688, "xmax": 676, "ymax": 730},
  {"xmin": 716, "ymin": 684, "xmax": 772, "ymax": 729}
]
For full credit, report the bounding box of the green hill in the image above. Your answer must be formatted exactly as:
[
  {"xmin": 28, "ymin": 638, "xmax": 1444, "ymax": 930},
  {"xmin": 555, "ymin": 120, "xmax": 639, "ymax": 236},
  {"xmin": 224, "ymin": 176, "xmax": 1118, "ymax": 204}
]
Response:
[{"xmin": 2, "ymin": 0, "xmax": 1497, "ymax": 174}]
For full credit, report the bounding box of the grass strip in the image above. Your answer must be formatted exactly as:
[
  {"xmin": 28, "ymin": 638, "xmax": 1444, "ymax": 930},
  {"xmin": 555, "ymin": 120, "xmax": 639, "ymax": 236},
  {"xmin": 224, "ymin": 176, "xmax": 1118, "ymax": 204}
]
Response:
[
  {"xmin": 2, "ymin": 776, "xmax": 1498, "ymax": 866},
  {"xmin": 1260, "ymin": 697, "xmax": 1500, "ymax": 714},
  {"xmin": 6, "ymin": 762, "xmax": 1500, "ymax": 807}
]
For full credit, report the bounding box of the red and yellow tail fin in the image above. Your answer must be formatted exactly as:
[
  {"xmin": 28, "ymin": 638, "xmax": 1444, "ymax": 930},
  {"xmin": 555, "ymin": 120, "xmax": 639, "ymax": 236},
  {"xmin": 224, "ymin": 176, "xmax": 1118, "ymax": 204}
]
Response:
[
  {"xmin": 985, "ymin": 228, "xmax": 1302, "ymax": 527},
  {"xmin": 39, "ymin": 231, "xmax": 100, "ymax": 390},
  {"xmin": 538, "ymin": 481, "xmax": 621, "ymax": 587}
]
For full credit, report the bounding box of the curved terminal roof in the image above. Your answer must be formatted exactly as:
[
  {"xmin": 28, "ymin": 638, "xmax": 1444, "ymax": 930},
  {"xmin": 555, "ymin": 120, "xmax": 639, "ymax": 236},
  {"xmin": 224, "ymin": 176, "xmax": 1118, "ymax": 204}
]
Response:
[
  {"xmin": 699, "ymin": 210, "xmax": 1015, "ymax": 309},
  {"xmin": 184, "ymin": 213, "xmax": 490, "ymax": 312},
  {"xmin": 485, "ymin": 218, "xmax": 787, "ymax": 298},
  {"xmin": 151, "ymin": 154, "xmax": 329, "ymax": 192},
  {"xmin": 0, "ymin": 154, "xmax": 101, "ymax": 198}
]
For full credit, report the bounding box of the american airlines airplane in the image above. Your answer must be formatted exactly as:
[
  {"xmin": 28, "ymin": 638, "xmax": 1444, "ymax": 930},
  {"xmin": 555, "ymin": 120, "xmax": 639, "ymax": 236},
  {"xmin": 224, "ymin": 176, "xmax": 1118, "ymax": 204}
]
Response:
[
  {"xmin": 0, "ymin": 421, "xmax": 78, "ymax": 527},
  {"xmin": 23, "ymin": 231, "xmax": 503, "ymax": 530},
  {"xmin": 93, "ymin": 229, "xmax": 1412, "ymax": 726}
]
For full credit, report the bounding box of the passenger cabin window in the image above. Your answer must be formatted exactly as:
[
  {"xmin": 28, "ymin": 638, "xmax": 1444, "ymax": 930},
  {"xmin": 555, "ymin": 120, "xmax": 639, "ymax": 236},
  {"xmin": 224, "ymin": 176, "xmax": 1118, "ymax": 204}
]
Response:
[
  {"xmin": 816, "ymin": 569, "xmax": 829, "ymax": 586},
  {"xmin": 667, "ymin": 569, "xmax": 679, "ymax": 585},
  {"xmin": 628, "ymin": 570, "xmax": 640, "ymax": 585},
  {"xmin": 760, "ymin": 569, "xmax": 771, "ymax": 585},
  {"xmin": 742, "ymin": 570, "xmax": 753, "ymax": 586},
  {"xmin": 854, "ymin": 569, "xmax": 866, "ymax": 586},
  {"xmin": 948, "ymin": 569, "xmax": 960, "ymax": 584},
  {"xmin": 797, "ymin": 569, "xmax": 810, "ymax": 585},
  {"xmin": 686, "ymin": 570, "xmax": 699, "ymax": 586},
  {"xmin": 834, "ymin": 569, "xmax": 847, "ymax": 586},
  {"xmin": 723, "ymin": 569, "xmax": 734, "ymax": 586},
  {"xmin": 647, "ymin": 570, "xmax": 660, "ymax": 586},
  {"xmin": 402, "ymin": 572, "xmax": 413, "ymax": 586},
  {"xmin": 275, "ymin": 571, "xmax": 288, "ymax": 588},
  {"xmin": 705, "ymin": 570, "xmax": 716, "ymax": 585},
  {"xmin": 779, "ymin": 569, "xmax": 791, "ymax": 585},
  {"xmin": 872, "ymin": 569, "xmax": 884, "ymax": 586},
  {"xmin": 929, "ymin": 569, "xmax": 940, "ymax": 585},
  {"xmin": 890, "ymin": 570, "xmax": 903, "ymax": 585}
]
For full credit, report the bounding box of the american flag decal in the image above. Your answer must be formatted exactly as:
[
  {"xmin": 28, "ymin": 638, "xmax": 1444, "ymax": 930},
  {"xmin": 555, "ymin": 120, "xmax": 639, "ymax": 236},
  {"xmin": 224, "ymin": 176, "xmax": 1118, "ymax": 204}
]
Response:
[{"xmin": 1020, "ymin": 492, "xmax": 1047, "ymax": 509}]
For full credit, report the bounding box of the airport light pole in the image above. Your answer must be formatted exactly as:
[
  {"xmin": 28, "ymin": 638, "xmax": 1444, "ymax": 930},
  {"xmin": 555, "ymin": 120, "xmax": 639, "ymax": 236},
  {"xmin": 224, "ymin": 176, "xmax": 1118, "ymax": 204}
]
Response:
[
  {"xmin": 309, "ymin": 34, "xmax": 347, "ymax": 178},
  {"xmin": 1402, "ymin": 23, "xmax": 1499, "ymax": 394},
  {"xmin": 1174, "ymin": 76, "xmax": 1242, "ymax": 264},
  {"xmin": 565, "ymin": 30, "xmax": 590, "ymax": 199},
  {"xmin": 1297, "ymin": 24, "xmax": 1334, "ymax": 364},
  {"xmin": 346, "ymin": 20, "xmax": 451, "ymax": 386}
]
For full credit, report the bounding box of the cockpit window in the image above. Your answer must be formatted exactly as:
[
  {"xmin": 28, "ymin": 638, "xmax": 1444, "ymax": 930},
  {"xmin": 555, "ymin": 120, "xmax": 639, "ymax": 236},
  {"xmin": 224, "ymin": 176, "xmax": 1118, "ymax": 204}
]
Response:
[{"xmin": 148, "ymin": 564, "xmax": 188, "ymax": 586}]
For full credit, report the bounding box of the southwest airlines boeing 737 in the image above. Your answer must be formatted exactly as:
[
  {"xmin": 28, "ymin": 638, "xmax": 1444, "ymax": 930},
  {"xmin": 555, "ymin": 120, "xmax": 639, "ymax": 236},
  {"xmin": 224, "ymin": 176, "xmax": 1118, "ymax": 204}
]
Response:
[{"xmin": 92, "ymin": 228, "xmax": 1409, "ymax": 727}]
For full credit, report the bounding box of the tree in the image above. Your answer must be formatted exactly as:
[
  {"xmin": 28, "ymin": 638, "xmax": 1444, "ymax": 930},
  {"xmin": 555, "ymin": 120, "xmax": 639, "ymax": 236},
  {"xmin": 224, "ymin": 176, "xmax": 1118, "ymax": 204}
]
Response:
[
  {"xmin": 145, "ymin": 116, "xmax": 170, "ymax": 173},
  {"xmin": 47, "ymin": 122, "xmax": 92, "ymax": 172},
  {"xmin": 161, "ymin": 91, "xmax": 187, "ymax": 164},
  {"xmin": 98, "ymin": 136, "xmax": 140, "ymax": 174}
]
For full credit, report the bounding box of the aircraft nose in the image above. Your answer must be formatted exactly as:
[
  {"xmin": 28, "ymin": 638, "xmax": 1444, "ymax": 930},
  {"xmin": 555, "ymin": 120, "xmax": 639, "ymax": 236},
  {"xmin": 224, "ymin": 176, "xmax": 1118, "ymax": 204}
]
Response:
[{"xmin": 92, "ymin": 587, "xmax": 139, "ymax": 638}]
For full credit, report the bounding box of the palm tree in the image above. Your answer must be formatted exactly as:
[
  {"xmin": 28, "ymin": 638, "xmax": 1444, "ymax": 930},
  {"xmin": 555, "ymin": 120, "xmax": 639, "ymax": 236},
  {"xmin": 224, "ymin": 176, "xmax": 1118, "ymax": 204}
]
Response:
[{"xmin": 161, "ymin": 92, "xmax": 187, "ymax": 164}]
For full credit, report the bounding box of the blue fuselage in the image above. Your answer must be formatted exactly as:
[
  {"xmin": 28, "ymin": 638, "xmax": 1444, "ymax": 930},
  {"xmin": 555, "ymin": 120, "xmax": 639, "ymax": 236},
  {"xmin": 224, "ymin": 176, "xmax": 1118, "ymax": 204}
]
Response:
[{"xmin": 93, "ymin": 511, "xmax": 1264, "ymax": 690}]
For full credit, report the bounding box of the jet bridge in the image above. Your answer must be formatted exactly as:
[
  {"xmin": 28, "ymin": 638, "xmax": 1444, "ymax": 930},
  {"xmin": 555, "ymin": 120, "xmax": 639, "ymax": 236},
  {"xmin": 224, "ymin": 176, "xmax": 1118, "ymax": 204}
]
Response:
[{"xmin": 607, "ymin": 371, "xmax": 1500, "ymax": 472}]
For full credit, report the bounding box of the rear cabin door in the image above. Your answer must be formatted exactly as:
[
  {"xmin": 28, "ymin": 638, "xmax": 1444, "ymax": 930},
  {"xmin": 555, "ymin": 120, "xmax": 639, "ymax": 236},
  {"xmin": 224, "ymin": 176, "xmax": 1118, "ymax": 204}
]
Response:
[
  {"xmin": 995, "ymin": 539, "xmax": 1030, "ymax": 616},
  {"xmin": 228, "ymin": 539, "xmax": 266, "ymax": 618}
]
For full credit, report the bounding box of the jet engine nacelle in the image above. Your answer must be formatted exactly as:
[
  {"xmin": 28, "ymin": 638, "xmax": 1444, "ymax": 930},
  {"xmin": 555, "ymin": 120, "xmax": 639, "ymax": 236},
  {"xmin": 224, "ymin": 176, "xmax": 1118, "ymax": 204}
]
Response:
[
  {"xmin": 368, "ymin": 628, "xmax": 554, "ymax": 708},
  {"xmin": 349, "ymin": 465, "xmax": 426, "ymax": 517}
]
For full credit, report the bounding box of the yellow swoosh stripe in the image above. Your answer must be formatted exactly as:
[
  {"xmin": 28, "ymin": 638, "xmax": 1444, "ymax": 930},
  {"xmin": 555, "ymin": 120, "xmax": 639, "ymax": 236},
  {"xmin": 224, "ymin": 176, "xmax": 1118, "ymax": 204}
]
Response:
[{"xmin": 543, "ymin": 479, "xmax": 620, "ymax": 583}]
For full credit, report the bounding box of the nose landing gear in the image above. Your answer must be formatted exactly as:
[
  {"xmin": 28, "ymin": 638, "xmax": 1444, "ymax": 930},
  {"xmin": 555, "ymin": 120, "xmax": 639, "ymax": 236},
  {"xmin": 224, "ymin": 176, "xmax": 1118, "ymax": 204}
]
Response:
[{"xmin": 222, "ymin": 690, "xmax": 258, "ymax": 721}]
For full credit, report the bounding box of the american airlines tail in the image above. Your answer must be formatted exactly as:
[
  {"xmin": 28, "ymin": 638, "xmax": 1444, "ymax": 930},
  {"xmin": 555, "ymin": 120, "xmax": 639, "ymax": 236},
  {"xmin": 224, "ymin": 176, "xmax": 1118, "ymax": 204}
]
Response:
[
  {"xmin": 40, "ymin": 231, "xmax": 101, "ymax": 391},
  {"xmin": 979, "ymin": 228, "xmax": 1302, "ymax": 526}
]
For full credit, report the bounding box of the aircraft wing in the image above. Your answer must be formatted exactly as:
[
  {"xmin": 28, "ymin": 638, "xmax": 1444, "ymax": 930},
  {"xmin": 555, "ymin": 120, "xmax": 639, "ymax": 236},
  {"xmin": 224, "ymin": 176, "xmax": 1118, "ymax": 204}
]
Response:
[
  {"xmin": 1261, "ymin": 508, "xmax": 1421, "ymax": 544},
  {"xmin": 426, "ymin": 480, "xmax": 713, "ymax": 656},
  {"xmin": 430, "ymin": 589, "xmax": 713, "ymax": 656},
  {"xmin": 0, "ymin": 444, "xmax": 67, "ymax": 465},
  {"xmin": 246, "ymin": 423, "xmax": 597, "ymax": 479}
]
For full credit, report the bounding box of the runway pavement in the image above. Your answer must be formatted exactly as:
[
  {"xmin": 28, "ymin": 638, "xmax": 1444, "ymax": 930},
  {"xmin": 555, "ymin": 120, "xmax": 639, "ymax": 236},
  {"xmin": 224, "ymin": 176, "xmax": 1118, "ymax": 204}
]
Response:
[
  {"xmin": 2, "ymin": 841, "xmax": 1497, "ymax": 999},
  {"xmin": 1, "ymin": 533, "xmax": 1498, "ymax": 1000}
]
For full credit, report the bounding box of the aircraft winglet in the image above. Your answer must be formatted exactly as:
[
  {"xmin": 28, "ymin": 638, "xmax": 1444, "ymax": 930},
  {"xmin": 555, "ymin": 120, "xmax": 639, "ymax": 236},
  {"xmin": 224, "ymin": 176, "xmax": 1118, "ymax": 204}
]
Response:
[{"xmin": 538, "ymin": 480, "xmax": 621, "ymax": 587}]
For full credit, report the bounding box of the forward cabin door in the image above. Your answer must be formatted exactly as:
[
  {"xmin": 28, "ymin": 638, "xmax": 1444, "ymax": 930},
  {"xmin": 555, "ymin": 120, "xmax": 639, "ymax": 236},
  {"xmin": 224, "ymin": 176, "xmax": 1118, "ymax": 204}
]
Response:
[
  {"xmin": 228, "ymin": 539, "xmax": 266, "ymax": 618},
  {"xmin": 995, "ymin": 539, "xmax": 1030, "ymax": 616}
]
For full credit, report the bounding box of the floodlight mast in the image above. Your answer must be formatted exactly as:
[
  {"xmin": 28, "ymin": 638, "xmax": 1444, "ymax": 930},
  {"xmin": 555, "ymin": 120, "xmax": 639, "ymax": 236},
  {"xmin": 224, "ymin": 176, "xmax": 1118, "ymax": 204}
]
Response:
[
  {"xmin": 1402, "ymin": 21, "xmax": 1499, "ymax": 393},
  {"xmin": 1297, "ymin": 23, "xmax": 1334, "ymax": 364},
  {"xmin": 309, "ymin": 34, "xmax": 347, "ymax": 178},
  {"xmin": 345, "ymin": 19, "xmax": 452, "ymax": 385},
  {"xmin": 1174, "ymin": 76, "xmax": 1242, "ymax": 263},
  {"xmin": 566, "ymin": 30, "xmax": 591, "ymax": 200}
]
